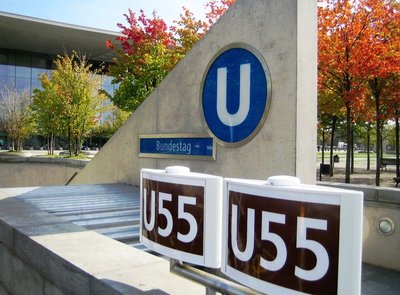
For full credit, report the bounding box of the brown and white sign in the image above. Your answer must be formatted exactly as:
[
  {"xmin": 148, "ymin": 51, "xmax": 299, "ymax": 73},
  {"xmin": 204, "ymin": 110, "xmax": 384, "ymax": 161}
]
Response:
[
  {"xmin": 140, "ymin": 167, "xmax": 223, "ymax": 268},
  {"xmin": 221, "ymin": 177, "xmax": 363, "ymax": 295}
]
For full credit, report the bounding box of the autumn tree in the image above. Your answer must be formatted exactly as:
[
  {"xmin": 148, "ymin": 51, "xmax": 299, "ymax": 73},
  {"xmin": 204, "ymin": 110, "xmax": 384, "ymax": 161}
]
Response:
[
  {"xmin": 32, "ymin": 52, "xmax": 106, "ymax": 156},
  {"xmin": 105, "ymin": 0, "xmax": 235, "ymax": 112},
  {"xmin": 171, "ymin": 7, "xmax": 208, "ymax": 57},
  {"xmin": 318, "ymin": 0, "xmax": 400, "ymax": 184},
  {"xmin": 353, "ymin": 0, "xmax": 400, "ymax": 185},
  {"xmin": 32, "ymin": 74, "xmax": 62, "ymax": 154},
  {"xmin": 204, "ymin": 0, "xmax": 236, "ymax": 27},
  {"xmin": 91, "ymin": 106, "xmax": 131, "ymax": 139},
  {"xmin": 105, "ymin": 10, "xmax": 177, "ymax": 111},
  {"xmin": 0, "ymin": 86, "xmax": 35, "ymax": 151},
  {"xmin": 384, "ymin": 74, "xmax": 400, "ymax": 177}
]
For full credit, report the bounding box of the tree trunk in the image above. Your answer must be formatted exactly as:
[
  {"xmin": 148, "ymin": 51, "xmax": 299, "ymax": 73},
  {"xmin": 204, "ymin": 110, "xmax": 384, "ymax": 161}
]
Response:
[
  {"xmin": 50, "ymin": 133, "xmax": 54, "ymax": 155},
  {"xmin": 322, "ymin": 129, "xmax": 325, "ymax": 164},
  {"xmin": 68, "ymin": 126, "xmax": 72, "ymax": 157},
  {"xmin": 396, "ymin": 112, "xmax": 399, "ymax": 178},
  {"xmin": 375, "ymin": 96, "xmax": 381, "ymax": 186},
  {"xmin": 345, "ymin": 105, "xmax": 352, "ymax": 183},
  {"xmin": 329, "ymin": 116, "xmax": 337, "ymax": 176},
  {"xmin": 351, "ymin": 125, "xmax": 354, "ymax": 174},
  {"xmin": 367, "ymin": 123, "xmax": 371, "ymax": 170},
  {"xmin": 74, "ymin": 136, "xmax": 80, "ymax": 156}
]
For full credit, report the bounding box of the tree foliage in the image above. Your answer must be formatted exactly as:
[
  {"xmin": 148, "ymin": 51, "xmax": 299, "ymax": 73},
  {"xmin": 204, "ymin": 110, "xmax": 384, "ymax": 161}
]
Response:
[
  {"xmin": 32, "ymin": 52, "xmax": 106, "ymax": 155},
  {"xmin": 106, "ymin": 10, "xmax": 177, "ymax": 111},
  {"xmin": 105, "ymin": 0, "xmax": 235, "ymax": 112},
  {"xmin": 318, "ymin": 0, "xmax": 400, "ymax": 184},
  {"xmin": 92, "ymin": 106, "xmax": 131, "ymax": 139},
  {"xmin": 0, "ymin": 86, "xmax": 35, "ymax": 151}
]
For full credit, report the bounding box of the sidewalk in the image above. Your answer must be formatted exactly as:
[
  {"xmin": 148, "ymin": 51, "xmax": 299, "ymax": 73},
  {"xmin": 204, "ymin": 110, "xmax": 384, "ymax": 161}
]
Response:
[
  {"xmin": 317, "ymin": 155, "xmax": 399, "ymax": 188},
  {"xmin": 362, "ymin": 263, "xmax": 400, "ymax": 295}
]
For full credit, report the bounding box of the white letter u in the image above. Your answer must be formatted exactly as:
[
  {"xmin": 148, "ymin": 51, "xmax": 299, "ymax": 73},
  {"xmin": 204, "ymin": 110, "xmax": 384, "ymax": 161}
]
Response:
[
  {"xmin": 217, "ymin": 63, "xmax": 251, "ymax": 127},
  {"xmin": 231, "ymin": 204, "xmax": 255, "ymax": 262},
  {"xmin": 143, "ymin": 188, "xmax": 155, "ymax": 231}
]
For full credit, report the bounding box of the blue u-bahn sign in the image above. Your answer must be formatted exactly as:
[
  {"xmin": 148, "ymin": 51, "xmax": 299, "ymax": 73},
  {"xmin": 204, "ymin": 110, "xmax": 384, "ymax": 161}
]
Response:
[{"xmin": 202, "ymin": 46, "xmax": 271, "ymax": 146}]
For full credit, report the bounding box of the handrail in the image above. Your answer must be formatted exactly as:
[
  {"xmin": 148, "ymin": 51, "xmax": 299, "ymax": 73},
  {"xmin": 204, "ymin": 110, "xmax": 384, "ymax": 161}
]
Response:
[
  {"xmin": 170, "ymin": 259, "xmax": 259, "ymax": 295},
  {"xmin": 65, "ymin": 172, "xmax": 78, "ymax": 185}
]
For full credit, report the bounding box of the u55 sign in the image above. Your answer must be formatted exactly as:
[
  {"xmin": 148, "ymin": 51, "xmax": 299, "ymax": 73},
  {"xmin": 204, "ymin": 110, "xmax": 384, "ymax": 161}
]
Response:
[
  {"xmin": 140, "ymin": 169, "xmax": 363, "ymax": 294},
  {"xmin": 140, "ymin": 166, "xmax": 222, "ymax": 268},
  {"xmin": 221, "ymin": 176, "xmax": 363, "ymax": 295}
]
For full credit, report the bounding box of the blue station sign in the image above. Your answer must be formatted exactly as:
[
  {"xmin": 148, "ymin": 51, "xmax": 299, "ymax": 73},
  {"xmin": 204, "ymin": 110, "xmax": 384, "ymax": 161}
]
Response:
[
  {"xmin": 139, "ymin": 134, "xmax": 215, "ymax": 160},
  {"xmin": 202, "ymin": 46, "xmax": 271, "ymax": 146}
]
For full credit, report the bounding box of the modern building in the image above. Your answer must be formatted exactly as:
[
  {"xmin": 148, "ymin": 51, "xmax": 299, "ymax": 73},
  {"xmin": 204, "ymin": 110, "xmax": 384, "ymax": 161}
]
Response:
[{"xmin": 0, "ymin": 11, "xmax": 121, "ymax": 148}]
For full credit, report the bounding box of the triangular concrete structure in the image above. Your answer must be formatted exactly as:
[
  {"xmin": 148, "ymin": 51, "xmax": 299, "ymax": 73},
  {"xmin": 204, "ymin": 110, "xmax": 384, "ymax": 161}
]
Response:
[{"xmin": 72, "ymin": 0, "xmax": 317, "ymax": 186}]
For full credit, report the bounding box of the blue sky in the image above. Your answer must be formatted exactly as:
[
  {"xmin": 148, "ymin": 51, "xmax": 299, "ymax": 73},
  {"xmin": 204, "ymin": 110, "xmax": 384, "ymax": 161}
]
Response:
[{"xmin": 0, "ymin": 0, "xmax": 209, "ymax": 32}]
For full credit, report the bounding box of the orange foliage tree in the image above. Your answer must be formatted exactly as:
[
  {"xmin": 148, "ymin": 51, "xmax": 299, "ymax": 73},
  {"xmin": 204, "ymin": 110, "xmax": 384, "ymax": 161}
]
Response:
[
  {"xmin": 318, "ymin": 0, "xmax": 400, "ymax": 185},
  {"xmin": 105, "ymin": 10, "xmax": 177, "ymax": 111},
  {"xmin": 354, "ymin": 0, "xmax": 400, "ymax": 185},
  {"xmin": 105, "ymin": 0, "xmax": 235, "ymax": 112}
]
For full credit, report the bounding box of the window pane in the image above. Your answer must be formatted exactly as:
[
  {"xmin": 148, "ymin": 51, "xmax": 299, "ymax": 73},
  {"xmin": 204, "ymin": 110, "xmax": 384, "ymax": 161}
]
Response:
[
  {"xmin": 31, "ymin": 53, "xmax": 49, "ymax": 69},
  {"xmin": 102, "ymin": 75, "xmax": 113, "ymax": 87},
  {"xmin": 0, "ymin": 76, "xmax": 15, "ymax": 89},
  {"xmin": 0, "ymin": 64, "xmax": 15, "ymax": 76},
  {"xmin": 16, "ymin": 51, "xmax": 31, "ymax": 67},
  {"xmin": 0, "ymin": 49, "xmax": 16, "ymax": 65},
  {"xmin": 32, "ymin": 78, "xmax": 42, "ymax": 90},
  {"xmin": 16, "ymin": 77, "xmax": 31, "ymax": 92},
  {"xmin": 16, "ymin": 66, "xmax": 31, "ymax": 78}
]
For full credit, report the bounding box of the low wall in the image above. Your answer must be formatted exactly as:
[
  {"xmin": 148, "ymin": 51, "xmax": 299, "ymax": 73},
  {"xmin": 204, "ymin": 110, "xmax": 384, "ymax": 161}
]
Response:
[
  {"xmin": 319, "ymin": 182, "xmax": 400, "ymax": 271},
  {"xmin": 0, "ymin": 189, "xmax": 204, "ymax": 295},
  {"xmin": 0, "ymin": 157, "xmax": 86, "ymax": 188}
]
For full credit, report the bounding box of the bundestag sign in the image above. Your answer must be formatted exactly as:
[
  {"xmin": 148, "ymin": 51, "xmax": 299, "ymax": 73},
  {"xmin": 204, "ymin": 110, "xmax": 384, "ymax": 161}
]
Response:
[
  {"xmin": 140, "ymin": 168, "xmax": 363, "ymax": 294},
  {"xmin": 139, "ymin": 134, "xmax": 215, "ymax": 160}
]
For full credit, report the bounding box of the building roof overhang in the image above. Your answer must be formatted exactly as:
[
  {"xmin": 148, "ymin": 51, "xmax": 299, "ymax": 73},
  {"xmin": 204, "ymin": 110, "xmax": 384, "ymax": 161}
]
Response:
[{"xmin": 0, "ymin": 11, "xmax": 122, "ymax": 62}]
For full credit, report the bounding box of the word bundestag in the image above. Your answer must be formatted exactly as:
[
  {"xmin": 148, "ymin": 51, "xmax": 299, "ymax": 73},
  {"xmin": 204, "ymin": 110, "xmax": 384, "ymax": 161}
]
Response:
[{"xmin": 156, "ymin": 140, "xmax": 192, "ymax": 155}]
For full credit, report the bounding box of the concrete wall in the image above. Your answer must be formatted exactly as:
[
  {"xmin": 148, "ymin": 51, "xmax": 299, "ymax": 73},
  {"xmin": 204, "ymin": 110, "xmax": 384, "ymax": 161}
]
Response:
[
  {"xmin": 71, "ymin": 0, "xmax": 317, "ymax": 187},
  {"xmin": 319, "ymin": 182, "xmax": 400, "ymax": 271},
  {"xmin": 0, "ymin": 157, "xmax": 85, "ymax": 188},
  {"xmin": 0, "ymin": 189, "xmax": 205, "ymax": 295}
]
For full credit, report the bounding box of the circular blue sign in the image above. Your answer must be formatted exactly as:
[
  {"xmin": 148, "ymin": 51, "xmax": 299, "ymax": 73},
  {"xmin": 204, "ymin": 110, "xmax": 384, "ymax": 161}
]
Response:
[{"xmin": 202, "ymin": 47, "xmax": 270, "ymax": 145}]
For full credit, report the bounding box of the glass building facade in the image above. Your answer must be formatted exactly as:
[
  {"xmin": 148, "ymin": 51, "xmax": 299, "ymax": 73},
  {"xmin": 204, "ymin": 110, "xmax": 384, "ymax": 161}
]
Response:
[
  {"xmin": 0, "ymin": 48, "xmax": 53, "ymax": 98},
  {"xmin": 0, "ymin": 48, "xmax": 117, "ymax": 148},
  {"xmin": 0, "ymin": 48, "xmax": 116, "ymax": 98}
]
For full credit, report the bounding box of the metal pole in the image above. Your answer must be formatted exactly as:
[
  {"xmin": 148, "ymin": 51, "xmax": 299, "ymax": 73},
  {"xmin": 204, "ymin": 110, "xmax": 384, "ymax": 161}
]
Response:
[{"xmin": 169, "ymin": 259, "xmax": 259, "ymax": 295}]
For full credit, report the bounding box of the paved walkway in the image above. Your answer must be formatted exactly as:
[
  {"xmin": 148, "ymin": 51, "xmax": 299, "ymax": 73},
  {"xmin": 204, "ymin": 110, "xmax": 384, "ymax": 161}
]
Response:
[
  {"xmin": 362, "ymin": 263, "xmax": 400, "ymax": 295},
  {"xmin": 317, "ymin": 152, "xmax": 400, "ymax": 188}
]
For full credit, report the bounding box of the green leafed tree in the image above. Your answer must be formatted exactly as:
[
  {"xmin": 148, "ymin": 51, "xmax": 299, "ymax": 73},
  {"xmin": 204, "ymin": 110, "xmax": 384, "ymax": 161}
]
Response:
[
  {"xmin": 32, "ymin": 52, "xmax": 106, "ymax": 156},
  {"xmin": 91, "ymin": 105, "xmax": 131, "ymax": 139},
  {"xmin": 32, "ymin": 74, "xmax": 62, "ymax": 154}
]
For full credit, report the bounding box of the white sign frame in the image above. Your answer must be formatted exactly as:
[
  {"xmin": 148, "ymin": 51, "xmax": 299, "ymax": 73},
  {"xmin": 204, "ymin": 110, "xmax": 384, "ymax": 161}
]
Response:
[
  {"xmin": 221, "ymin": 178, "xmax": 363, "ymax": 295},
  {"xmin": 140, "ymin": 168, "xmax": 223, "ymax": 268}
]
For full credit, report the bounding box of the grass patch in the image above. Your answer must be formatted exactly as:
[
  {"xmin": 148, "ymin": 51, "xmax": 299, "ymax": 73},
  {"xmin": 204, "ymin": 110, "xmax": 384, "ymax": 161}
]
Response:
[
  {"xmin": 316, "ymin": 151, "xmax": 396, "ymax": 161},
  {"xmin": 65, "ymin": 153, "xmax": 90, "ymax": 160},
  {"xmin": 37, "ymin": 152, "xmax": 90, "ymax": 160}
]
